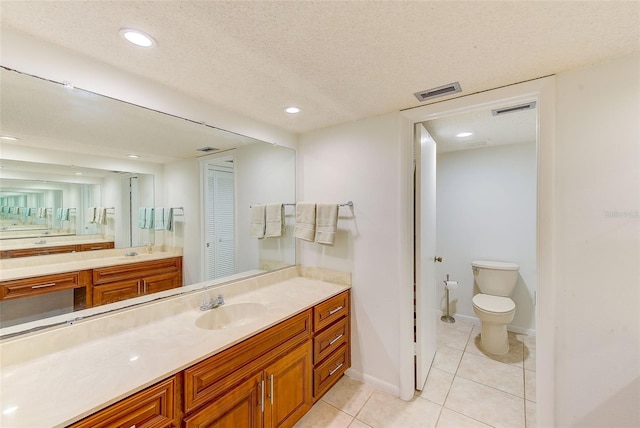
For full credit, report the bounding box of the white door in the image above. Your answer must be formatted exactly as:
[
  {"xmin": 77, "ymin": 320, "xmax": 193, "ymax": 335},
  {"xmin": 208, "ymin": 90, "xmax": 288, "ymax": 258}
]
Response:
[
  {"xmin": 205, "ymin": 165, "xmax": 235, "ymax": 280},
  {"xmin": 415, "ymin": 123, "xmax": 438, "ymax": 390}
]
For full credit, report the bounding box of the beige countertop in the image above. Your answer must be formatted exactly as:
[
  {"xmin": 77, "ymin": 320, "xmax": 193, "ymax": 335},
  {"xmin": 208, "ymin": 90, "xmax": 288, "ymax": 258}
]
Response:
[
  {"xmin": 0, "ymin": 246, "xmax": 181, "ymax": 282},
  {"xmin": 0, "ymin": 269, "xmax": 350, "ymax": 427}
]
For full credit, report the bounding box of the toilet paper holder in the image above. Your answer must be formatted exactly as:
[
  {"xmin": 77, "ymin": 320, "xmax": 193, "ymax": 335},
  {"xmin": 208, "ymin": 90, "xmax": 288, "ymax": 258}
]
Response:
[{"xmin": 441, "ymin": 274, "xmax": 458, "ymax": 323}]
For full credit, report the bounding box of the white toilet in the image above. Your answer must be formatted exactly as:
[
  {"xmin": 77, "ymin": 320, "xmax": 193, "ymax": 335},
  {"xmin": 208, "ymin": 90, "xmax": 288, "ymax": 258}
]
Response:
[{"xmin": 471, "ymin": 260, "xmax": 519, "ymax": 355}]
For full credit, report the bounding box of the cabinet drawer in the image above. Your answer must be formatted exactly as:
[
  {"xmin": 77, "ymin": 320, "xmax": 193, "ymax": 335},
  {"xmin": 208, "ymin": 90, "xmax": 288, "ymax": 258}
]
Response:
[
  {"xmin": 0, "ymin": 271, "xmax": 83, "ymax": 300},
  {"xmin": 3, "ymin": 244, "xmax": 79, "ymax": 258},
  {"xmin": 313, "ymin": 291, "xmax": 349, "ymax": 332},
  {"xmin": 93, "ymin": 257, "xmax": 181, "ymax": 285},
  {"xmin": 69, "ymin": 375, "xmax": 178, "ymax": 428},
  {"xmin": 313, "ymin": 343, "xmax": 348, "ymax": 399},
  {"xmin": 79, "ymin": 242, "xmax": 114, "ymax": 251},
  {"xmin": 313, "ymin": 316, "xmax": 349, "ymax": 364},
  {"xmin": 184, "ymin": 310, "xmax": 312, "ymax": 414}
]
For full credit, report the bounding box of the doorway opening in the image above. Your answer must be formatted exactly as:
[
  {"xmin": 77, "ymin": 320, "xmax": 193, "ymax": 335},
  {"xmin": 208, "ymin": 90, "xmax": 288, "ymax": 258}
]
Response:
[{"xmin": 413, "ymin": 95, "xmax": 539, "ymax": 395}]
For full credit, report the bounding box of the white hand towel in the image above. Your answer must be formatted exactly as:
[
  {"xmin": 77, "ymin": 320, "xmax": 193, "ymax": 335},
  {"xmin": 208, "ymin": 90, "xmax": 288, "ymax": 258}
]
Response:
[
  {"xmin": 314, "ymin": 203, "xmax": 339, "ymax": 245},
  {"xmin": 95, "ymin": 207, "xmax": 108, "ymax": 225},
  {"xmin": 264, "ymin": 203, "xmax": 285, "ymax": 238},
  {"xmin": 154, "ymin": 208, "xmax": 165, "ymax": 230},
  {"xmin": 165, "ymin": 208, "xmax": 174, "ymax": 232},
  {"xmin": 250, "ymin": 205, "xmax": 266, "ymax": 238},
  {"xmin": 145, "ymin": 208, "xmax": 154, "ymax": 229},
  {"xmin": 87, "ymin": 207, "xmax": 96, "ymax": 224},
  {"xmin": 294, "ymin": 202, "xmax": 316, "ymax": 242}
]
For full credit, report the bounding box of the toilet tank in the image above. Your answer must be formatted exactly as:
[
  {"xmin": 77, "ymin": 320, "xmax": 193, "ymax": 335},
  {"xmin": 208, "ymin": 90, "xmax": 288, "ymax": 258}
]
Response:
[{"xmin": 471, "ymin": 260, "xmax": 519, "ymax": 296}]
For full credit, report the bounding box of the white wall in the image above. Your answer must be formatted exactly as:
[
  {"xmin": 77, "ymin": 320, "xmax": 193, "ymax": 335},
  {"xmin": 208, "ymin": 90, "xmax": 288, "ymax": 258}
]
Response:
[
  {"xmin": 234, "ymin": 143, "xmax": 296, "ymax": 272},
  {"xmin": 553, "ymin": 54, "xmax": 639, "ymax": 427},
  {"xmin": 298, "ymin": 112, "xmax": 407, "ymax": 394},
  {"xmin": 436, "ymin": 143, "xmax": 537, "ymax": 333}
]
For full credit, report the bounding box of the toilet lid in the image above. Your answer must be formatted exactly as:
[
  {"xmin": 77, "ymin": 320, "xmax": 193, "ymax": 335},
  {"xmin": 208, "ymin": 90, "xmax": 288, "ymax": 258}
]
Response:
[{"xmin": 472, "ymin": 294, "xmax": 515, "ymax": 313}]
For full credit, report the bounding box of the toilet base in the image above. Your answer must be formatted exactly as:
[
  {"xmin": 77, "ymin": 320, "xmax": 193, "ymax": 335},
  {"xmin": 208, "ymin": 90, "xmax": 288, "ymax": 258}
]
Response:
[{"xmin": 480, "ymin": 322, "xmax": 509, "ymax": 355}]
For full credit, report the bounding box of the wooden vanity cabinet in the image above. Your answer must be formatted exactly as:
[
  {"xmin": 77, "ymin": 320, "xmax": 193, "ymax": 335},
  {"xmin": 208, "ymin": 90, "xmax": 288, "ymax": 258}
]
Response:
[
  {"xmin": 69, "ymin": 375, "xmax": 181, "ymax": 428},
  {"xmin": 92, "ymin": 257, "xmax": 182, "ymax": 306},
  {"xmin": 183, "ymin": 310, "xmax": 313, "ymax": 428},
  {"xmin": 312, "ymin": 291, "xmax": 351, "ymax": 401}
]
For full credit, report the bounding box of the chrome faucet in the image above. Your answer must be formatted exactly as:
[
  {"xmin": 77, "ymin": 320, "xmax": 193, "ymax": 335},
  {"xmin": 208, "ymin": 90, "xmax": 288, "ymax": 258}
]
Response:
[{"xmin": 200, "ymin": 294, "xmax": 225, "ymax": 311}]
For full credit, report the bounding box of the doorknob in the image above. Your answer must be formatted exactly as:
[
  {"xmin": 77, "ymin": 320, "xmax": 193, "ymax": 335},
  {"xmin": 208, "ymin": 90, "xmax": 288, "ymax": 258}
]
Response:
[{"xmin": 434, "ymin": 256, "xmax": 443, "ymax": 263}]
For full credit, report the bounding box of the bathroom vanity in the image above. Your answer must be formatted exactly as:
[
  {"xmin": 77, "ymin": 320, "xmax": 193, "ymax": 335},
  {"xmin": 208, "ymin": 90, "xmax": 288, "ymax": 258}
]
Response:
[
  {"xmin": 0, "ymin": 267, "xmax": 351, "ymax": 427},
  {"xmin": 0, "ymin": 248, "xmax": 183, "ymax": 317}
]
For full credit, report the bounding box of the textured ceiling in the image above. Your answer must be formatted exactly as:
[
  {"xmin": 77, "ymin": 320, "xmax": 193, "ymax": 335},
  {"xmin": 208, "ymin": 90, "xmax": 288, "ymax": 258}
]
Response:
[{"xmin": 1, "ymin": 1, "xmax": 639, "ymax": 135}]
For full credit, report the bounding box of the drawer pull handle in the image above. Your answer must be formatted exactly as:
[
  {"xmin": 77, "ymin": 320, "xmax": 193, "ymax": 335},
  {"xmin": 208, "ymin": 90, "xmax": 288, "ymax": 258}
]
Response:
[
  {"xmin": 31, "ymin": 283, "xmax": 56, "ymax": 289},
  {"xmin": 259, "ymin": 379, "xmax": 265, "ymax": 412},
  {"xmin": 329, "ymin": 306, "xmax": 344, "ymax": 315},
  {"xmin": 329, "ymin": 333, "xmax": 344, "ymax": 346},
  {"xmin": 329, "ymin": 363, "xmax": 344, "ymax": 376}
]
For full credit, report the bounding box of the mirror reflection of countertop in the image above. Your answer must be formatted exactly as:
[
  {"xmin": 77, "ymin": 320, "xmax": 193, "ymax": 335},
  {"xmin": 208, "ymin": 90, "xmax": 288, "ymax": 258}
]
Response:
[
  {"xmin": 0, "ymin": 234, "xmax": 114, "ymax": 251},
  {"xmin": 0, "ymin": 246, "xmax": 182, "ymax": 282},
  {"xmin": 0, "ymin": 267, "xmax": 351, "ymax": 428}
]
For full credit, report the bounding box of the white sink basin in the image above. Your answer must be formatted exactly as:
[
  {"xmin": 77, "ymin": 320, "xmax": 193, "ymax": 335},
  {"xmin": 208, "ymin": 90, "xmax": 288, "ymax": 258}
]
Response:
[{"xmin": 195, "ymin": 303, "xmax": 267, "ymax": 330}]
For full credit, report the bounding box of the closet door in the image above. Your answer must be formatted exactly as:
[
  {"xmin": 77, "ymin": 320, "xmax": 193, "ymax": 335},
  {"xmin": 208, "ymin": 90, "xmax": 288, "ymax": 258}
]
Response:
[{"xmin": 205, "ymin": 165, "xmax": 235, "ymax": 280}]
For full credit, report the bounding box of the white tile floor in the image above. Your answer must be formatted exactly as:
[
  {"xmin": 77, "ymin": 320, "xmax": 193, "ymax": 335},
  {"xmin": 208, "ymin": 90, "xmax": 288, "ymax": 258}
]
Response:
[{"xmin": 295, "ymin": 318, "xmax": 536, "ymax": 428}]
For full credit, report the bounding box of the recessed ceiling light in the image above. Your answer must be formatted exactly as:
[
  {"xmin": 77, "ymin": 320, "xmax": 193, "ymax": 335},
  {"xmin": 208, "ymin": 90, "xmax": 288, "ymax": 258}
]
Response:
[
  {"xmin": 456, "ymin": 132, "xmax": 473, "ymax": 138},
  {"xmin": 0, "ymin": 135, "xmax": 19, "ymax": 141},
  {"xmin": 284, "ymin": 106, "xmax": 301, "ymax": 114},
  {"xmin": 127, "ymin": 154, "xmax": 140, "ymax": 159},
  {"xmin": 119, "ymin": 28, "xmax": 156, "ymax": 48}
]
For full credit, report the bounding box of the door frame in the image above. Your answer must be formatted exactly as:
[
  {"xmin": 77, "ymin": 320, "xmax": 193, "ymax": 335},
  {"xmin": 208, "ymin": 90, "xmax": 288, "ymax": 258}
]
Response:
[{"xmin": 399, "ymin": 76, "xmax": 556, "ymax": 427}]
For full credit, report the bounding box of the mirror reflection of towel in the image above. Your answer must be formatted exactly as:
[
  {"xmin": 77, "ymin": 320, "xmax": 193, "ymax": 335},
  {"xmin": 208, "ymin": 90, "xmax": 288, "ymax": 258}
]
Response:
[
  {"xmin": 314, "ymin": 203, "xmax": 338, "ymax": 245},
  {"xmin": 264, "ymin": 203, "xmax": 284, "ymax": 238},
  {"xmin": 294, "ymin": 202, "xmax": 316, "ymax": 242},
  {"xmin": 87, "ymin": 207, "xmax": 96, "ymax": 224},
  {"xmin": 138, "ymin": 208, "xmax": 146, "ymax": 228},
  {"xmin": 95, "ymin": 207, "xmax": 107, "ymax": 225},
  {"xmin": 250, "ymin": 205, "xmax": 266, "ymax": 238}
]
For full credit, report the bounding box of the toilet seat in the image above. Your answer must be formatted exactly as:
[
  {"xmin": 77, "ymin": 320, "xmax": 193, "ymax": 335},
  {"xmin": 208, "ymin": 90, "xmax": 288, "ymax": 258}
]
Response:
[{"xmin": 472, "ymin": 293, "xmax": 515, "ymax": 314}]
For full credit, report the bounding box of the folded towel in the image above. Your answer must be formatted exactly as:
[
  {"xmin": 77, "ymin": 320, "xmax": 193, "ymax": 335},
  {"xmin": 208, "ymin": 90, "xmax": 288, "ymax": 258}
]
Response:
[
  {"xmin": 166, "ymin": 208, "xmax": 174, "ymax": 232},
  {"xmin": 314, "ymin": 203, "xmax": 339, "ymax": 245},
  {"xmin": 62, "ymin": 208, "xmax": 71, "ymax": 221},
  {"xmin": 145, "ymin": 208, "xmax": 154, "ymax": 229},
  {"xmin": 95, "ymin": 207, "xmax": 107, "ymax": 225},
  {"xmin": 87, "ymin": 207, "xmax": 96, "ymax": 224},
  {"xmin": 154, "ymin": 208, "xmax": 165, "ymax": 230},
  {"xmin": 250, "ymin": 205, "xmax": 266, "ymax": 238},
  {"xmin": 264, "ymin": 203, "xmax": 285, "ymax": 238},
  {"xmin": 294, "ymin": 202, "xmax": 316, "ymax": 242},
  {"xmin": 55, "ymin": 208, "xmax": 63, "ymax": 220}
]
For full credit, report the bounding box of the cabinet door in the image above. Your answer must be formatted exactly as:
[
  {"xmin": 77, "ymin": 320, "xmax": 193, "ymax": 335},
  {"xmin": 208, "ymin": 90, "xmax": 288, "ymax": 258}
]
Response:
[
  {"xmin": 142, "ymin": 272, "xmax": 180, "ymax": 295},
  {"xmin": 70, "ymin": 376, "xmax": 177, "ymax": 428},
  {"xmin": 264, "ymin": 341, "xmax": 312, "ymax": 428},
  {"xmin": 184, "ymin": 372, "xmax": 263, "ymax": 428},
  {"xmin": 93, "ymin": 278, "xmax": 140, "ymax": 306}
]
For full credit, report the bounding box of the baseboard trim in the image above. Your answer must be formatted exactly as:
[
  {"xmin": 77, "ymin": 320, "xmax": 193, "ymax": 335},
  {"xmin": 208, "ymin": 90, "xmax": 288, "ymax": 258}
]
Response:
[{"xmin": 344, "ymin": 368, "xmax": 400, "ymax": 397}]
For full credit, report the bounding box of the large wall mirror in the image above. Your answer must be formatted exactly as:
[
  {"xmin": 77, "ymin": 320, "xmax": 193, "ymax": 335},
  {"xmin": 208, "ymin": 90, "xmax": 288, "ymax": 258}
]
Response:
[{"xmin": 0, "ymin": 67, "xmax": 296, "ymax": 332}]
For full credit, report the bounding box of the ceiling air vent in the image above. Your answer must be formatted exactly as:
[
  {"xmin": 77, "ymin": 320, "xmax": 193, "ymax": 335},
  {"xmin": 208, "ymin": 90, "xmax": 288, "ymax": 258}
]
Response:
[
  {"xmin": 197, "ymin": 146, "xmax": 219, "ymax": 153},
  {"xmin": 414, "ymin": 82, "xmax": 462, "ymax": 102},
  {"xmin": 492, "ymin": 101, "xmax": 536, "ymax": 116}
]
